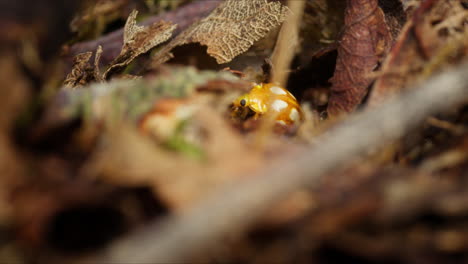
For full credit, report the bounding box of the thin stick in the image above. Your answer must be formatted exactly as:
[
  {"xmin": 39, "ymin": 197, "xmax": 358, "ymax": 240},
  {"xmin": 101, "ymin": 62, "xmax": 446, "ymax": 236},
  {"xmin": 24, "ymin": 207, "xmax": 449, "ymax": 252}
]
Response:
[
  {"xmin": 269, "ymin": 0, "xmax": 306, "ymax": 86},
  {"xmin": 90, "ymin": 63, "xmax": 468, "ymax": 263}
]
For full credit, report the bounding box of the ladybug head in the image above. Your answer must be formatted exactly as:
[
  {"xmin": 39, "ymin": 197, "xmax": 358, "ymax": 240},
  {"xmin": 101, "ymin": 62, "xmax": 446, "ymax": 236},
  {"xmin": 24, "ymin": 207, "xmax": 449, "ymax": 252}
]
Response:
[{"xmin": 233, "ymin": 94, "xmax": 250, "ymax": 108}]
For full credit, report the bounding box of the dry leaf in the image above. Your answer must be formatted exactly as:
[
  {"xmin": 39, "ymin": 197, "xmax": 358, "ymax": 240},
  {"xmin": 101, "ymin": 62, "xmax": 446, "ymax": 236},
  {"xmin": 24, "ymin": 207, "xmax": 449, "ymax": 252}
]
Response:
[
  {"xmin": 63, "ymin": 45, "xmax": 104, "ymax": 88},
  {"xmin": 150, "ymin": 0, "xmax": 289, "ymax": 66},
  {"xmin": 67, "ymin": 1, "xmax": 222, "ymax": 67},
  {"xmin": 103, "ymin": 10, "xmax": 176, "ymax": 79},
  {"xmin": 327, "ymin": 0, "xmax": 392, "ymax": 115},
  {"xmin": 367, "ymin": 0, "xmax": 468, "ymax": 106},
  {"xmin": 63, "ymin": 52, "xmax": 94, "ymax": 88},
  {"xmin": 94, "ymin": 45, "xmax": 104, "ymax": 82}
]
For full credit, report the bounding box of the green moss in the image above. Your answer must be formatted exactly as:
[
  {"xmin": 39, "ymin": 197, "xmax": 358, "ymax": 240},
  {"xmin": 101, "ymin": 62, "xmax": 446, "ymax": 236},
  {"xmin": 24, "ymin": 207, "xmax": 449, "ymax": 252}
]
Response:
[
  {"xmin": 163, "ymin": 120, "xmax": 205, "ymax": 160},
  {"xmin": 62, "ymin": 66, "xmax": 237, "ymax": 124}
]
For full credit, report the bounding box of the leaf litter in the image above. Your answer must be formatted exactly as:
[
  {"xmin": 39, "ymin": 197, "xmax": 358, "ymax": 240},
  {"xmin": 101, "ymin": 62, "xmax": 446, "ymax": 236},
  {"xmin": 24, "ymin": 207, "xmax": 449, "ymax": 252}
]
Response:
[
  {"xmin": 2, "ymin": 0, "xmax": 468, "ymax": 263},
  {"xmin": 64, "ymin": 9, "xmax": 176, "ymax": 87}
]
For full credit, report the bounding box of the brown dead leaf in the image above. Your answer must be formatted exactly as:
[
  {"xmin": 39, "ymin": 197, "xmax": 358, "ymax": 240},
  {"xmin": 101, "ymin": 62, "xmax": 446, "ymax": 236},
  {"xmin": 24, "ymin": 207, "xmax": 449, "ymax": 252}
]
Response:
[
  {"xmin": 63, "ymin": 45, "xmax": 105, "ymax": 88},
  {"xmin": 103, "ymin": 10, "xmax": 176, "ymax": 79},
  {"xmin": 64, "ymin": 10, "xmax": 176, "ymax": 84},
  {"xmin": 327, "ymin": 0, "xmax": 392, "ymax": 115},
  {"xmin": 150, "ymin": 0, "xmax": 289, "ymax": 66},
  {"xmin": 63, "ymin": 51, "xmax": 94, "ymax": 88},
  {"xmin": 367, "ymin": 0, "xmax": 468, "ymax": 106}
]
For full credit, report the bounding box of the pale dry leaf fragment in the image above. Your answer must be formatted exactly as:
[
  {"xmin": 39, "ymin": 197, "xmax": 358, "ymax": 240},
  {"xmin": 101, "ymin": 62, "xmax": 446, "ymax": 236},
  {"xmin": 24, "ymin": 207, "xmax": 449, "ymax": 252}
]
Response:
[
  {"xmin": 94, "ymin": 45, "xmax": 104, "ymax": 82},
  {"xmin": 151, "ymin": 0, "xmax": 289, "ymax": 65},
  {"xmin": 63, "ymin": 51, "xmax": 94, "ymax": 88},
  {"xmin": 103, "ymin": 10, "xmax": 176, "ymax": 79}
]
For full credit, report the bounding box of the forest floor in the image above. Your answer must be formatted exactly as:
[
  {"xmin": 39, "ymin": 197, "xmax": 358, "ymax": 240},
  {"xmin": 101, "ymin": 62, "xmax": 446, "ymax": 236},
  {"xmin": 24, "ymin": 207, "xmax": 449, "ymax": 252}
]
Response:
[{"xmin": 1, "ymin": 0, "xmax": 468, "ymax": 263}]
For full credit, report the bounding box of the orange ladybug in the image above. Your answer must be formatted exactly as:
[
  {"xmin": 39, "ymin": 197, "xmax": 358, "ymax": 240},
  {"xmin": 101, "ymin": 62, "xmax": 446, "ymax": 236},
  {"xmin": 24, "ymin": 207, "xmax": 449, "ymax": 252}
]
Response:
[{"xmin": 232, "ymin": 83, "xmax": 303, "ymax": 126}]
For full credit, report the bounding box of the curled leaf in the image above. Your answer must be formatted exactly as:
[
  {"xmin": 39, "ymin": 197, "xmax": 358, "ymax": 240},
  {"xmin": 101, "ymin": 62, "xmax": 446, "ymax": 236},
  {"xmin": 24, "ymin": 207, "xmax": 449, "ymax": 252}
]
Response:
[
  {"xmin": 103, "ymin": 10, "xmax": 176, "ymax": 79},
  {"xmin": 151, "ymin": 0, "xmax": 289, "ymax": 66},
  {"xmin": 63, "ymin": 45, "xmax": 105, "ymax": 88},
  {"xmin": 63, "ymin": 52, "xmax": 94, "ymax": 89},
  {"xmin": 327, "ymin": 0, "xmax": 392, "ymax": 115}
]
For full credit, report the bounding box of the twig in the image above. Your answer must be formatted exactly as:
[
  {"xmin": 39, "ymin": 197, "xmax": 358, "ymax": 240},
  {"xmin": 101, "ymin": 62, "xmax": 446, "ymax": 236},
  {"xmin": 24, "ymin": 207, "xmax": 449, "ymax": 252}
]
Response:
[
  {"xmin": 269, "ymin": 0, "xmax": 306, "ymax": 86},
  {"xmin": 89, "ymin": 62, "xmax": 468, "ymax": 263},
  {"xmin": 66, "ymin": 0, "xmax": 221, "ymax": 66}
]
